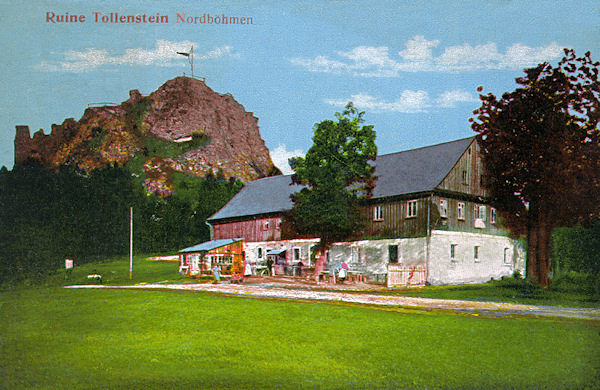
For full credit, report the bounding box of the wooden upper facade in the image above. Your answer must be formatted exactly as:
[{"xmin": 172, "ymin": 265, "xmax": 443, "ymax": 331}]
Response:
[{"xmin": 209, "ymin": 137, "xmax": 504, "ymax": 242}]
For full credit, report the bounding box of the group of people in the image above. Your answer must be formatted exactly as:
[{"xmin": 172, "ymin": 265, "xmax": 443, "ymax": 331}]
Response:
[{"xmin": 210, "ymin": 253, "xmax": 350, "ymax": 284}]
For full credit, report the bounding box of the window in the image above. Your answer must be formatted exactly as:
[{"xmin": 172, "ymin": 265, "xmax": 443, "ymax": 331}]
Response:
[
  {"xmin": 439, "ymin": 199, "xmax": 448, "ymax": 218},
  {"xmin": 351, "ymin": 246, "xmax": 360, "ymax": 266},
  {"xmin": 373, "ymin": 205, "xmax": 384, "ymax": 221},
  {"xmin": 478, "ymin": 205, "xmax": 487, "ymax": 221},
  {"xmin": 474, "ymin": 246, "xmax": 480, "ymax": 262},
  {"xmin": 293, "ymin": 247, "xmax": 301, "ymax": 261},
  {"xmin": 262, "ymin": 220, "xmax": 270, "ymax": 230},
  {"xmin": 277, "ymin": 219, "xmax": 282, "ymax": 229},
  {"xmin": 407, "ymin": 200, "xmax": 417, "ymax": 218},
  {"xmin": 222, "ymin": 256, "xmax": 233, "ymax": 265},
  {"xmin": 457, "ymin": 202, "xmax": 465, "ymax": 220},
  {"xmin": 450, "ymin": 244, "xmax": 458, "ymax": 260},
  {"xmin": 504, "ymin": 248, "xmax": 511, "ymax": 265},
  {"xmin": 389, "ymin": 245, "xmax": 398, "ymax": 263},
  {"xmin": 491, "ymin": 208, "xmax": 497, "ymax": 224},
  {"xmin": 257, "ymin": 247, "xmax": 263, "ymax": 259},
  {"xmin": 462, "ymin": 170, "xmax": 468, "ymax": 184}
]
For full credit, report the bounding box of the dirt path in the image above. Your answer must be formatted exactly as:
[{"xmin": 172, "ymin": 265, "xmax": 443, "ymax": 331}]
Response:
[{"xmin": 65, "ymin": 278, "xmax": 600, "ymax": 321}]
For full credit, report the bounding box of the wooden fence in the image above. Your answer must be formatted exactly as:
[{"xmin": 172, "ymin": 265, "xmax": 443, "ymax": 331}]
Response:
[{"xmin": 387, "ymin": 264, "xmax": 427, "ymax": 288}]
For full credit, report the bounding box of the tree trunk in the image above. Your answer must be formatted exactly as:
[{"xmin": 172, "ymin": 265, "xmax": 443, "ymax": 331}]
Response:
[{"xmin": 527, "ymin": 203, "xmax": 553, "ymax": 287}]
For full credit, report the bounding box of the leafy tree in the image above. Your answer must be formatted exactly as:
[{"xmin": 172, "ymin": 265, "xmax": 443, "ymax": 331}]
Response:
[
  {"xmin": 0, "ymin": 162, "xmax": 242, "ymax": 283},
  {"xmin": 289, "ymin": 103, "xmax": 377, "ymax": 248},
  {"xmin": 553, "ymin": 222, "xmax": 600, "ymax": 275},
  {"xmin": 471, "ymin": 49, "xmax": 600, "ymax": 287}
]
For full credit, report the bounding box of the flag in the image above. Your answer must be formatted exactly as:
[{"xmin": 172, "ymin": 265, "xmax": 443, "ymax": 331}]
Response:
[{"xmin": 177, "ymin": 52, "xmax": 190, "ymax": 57}]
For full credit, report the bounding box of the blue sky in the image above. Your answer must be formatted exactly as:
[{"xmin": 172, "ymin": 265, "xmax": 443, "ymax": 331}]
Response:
[{"xmin": 1, "ymin": 0, "xmax": 599, "ymax": 173}]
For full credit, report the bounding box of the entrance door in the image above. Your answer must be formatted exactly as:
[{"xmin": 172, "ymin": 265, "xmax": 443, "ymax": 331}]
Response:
[{"xmin": 189, "ymin": 254, "xmax": 200, "ymax": 275}]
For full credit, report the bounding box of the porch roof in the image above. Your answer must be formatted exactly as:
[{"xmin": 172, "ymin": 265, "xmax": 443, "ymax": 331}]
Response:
[{"xmin": 179, "ymin": 238, "xmax": 244, "ymax": 253}]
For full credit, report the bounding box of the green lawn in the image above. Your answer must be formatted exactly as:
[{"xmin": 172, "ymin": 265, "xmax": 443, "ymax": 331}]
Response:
[{"xmin": 1, "ymin": 283, "xmax": 599, "ymax": 388}]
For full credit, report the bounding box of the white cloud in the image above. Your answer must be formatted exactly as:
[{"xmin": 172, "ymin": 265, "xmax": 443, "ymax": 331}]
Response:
[
  {"xmin": 326, "ymin": 89, "xmax": 476, "ymax": 113},
  {"xmin": 290, "ymin": 36, "xmax": 563, "ymax": 76},
  {"xmin": 270, "ymin": 144, "xmax": 305, "ymax": 175},
  {"xmin": 326, "ymin": 91, "xmax": 429, "ymax": 113},
  {"xmin": 289, "ymin": 55, "xmax": 348, "ymax": 74},
  {"xmin": 398, "ymin": 35, "xmax": 439, "ymax": 62},
  {"xmin": 34, "ymin": 40, "xmax": 237, "ymax": 73},
  {"xmin": 436, "ymin": 42, "xmax": 502, "ymax": 71},
  {"xmin": 499, "ymin": 42, "xmax": 563, "ymax": 69},
  {"xmin": 436, "ymin": 89, "xmax": 478, "ymax": 107}
]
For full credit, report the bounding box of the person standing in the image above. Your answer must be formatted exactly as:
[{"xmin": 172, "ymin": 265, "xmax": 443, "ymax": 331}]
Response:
[
  {"xmin": 244, "ymin": 261, "xmax": 253, "ymax": 281},
  {"xmin": 212, "ymin": 264, "xmax": 221, "ymax": 283},
  {"xmin": 338, "ymin": 260, "xmax": 349, "ymax": 283}
]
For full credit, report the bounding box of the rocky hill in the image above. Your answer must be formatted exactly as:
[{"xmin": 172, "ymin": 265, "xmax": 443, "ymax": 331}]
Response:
[{"xmin": 14, "ymin": 77, "xmax": 280, "ymax": 194}]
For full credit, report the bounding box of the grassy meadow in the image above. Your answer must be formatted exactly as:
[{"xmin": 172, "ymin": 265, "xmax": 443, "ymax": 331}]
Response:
[{"xmin": 1, "ymin": 258, "xmax": 599, "ymax": 389}]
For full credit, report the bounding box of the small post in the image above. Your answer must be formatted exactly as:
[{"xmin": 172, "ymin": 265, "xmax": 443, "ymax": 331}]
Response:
[{"xmin": 130, "ymin": 207, "xmax": 133, "ymax": 279}]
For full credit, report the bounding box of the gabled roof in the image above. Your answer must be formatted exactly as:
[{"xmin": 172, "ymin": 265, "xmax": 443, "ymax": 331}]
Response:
[
  {"xmin": 209, "ymin": 175, "xmax": 305, "ymax": 221},
  {"xmin": 179, "ymin": 238, "xmax": 244, "ymax": 253},
  {"xmin": 370, "ymin": 136, "xmax": 474, "ymax": 198},
  {"xmin": 209, "ymin": 137, "xmax": 475, "ymax": 222}
]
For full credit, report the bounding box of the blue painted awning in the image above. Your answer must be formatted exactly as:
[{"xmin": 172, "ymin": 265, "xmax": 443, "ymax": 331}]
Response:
[{"xmin": 179, "ymin": 238, "xmax": 244, "ymax": 253}]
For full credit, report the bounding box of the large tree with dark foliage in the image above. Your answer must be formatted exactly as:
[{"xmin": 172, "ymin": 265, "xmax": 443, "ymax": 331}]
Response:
[
  {"xmin": 471, "ymin": 49, "xmax": 600, "ymax": 287},
  {"xmin": 289, "ymin": 103, "xmax": 377, "ymax": 248}
]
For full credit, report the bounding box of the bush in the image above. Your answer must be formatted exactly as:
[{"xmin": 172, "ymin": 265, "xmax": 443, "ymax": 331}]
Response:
[{"xmin": 550, "ymin": 271, "xmax": 600, "ymax": 296}]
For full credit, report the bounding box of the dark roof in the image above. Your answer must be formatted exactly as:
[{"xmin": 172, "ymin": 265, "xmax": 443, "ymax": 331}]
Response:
[
  {"xmin": 371, "ymin": 136, "xmax": 474, "ymax": 198},
  {"xmin": 208, "ymin": 175, "xmax": 305, "ymax": 221},
  {"xmin": 180, "ymin": 238, "xmax": 244, "ymax": 253},
  {"xmin": 209, "ymin": 137, "xmax": 475, "ymax": 222}
]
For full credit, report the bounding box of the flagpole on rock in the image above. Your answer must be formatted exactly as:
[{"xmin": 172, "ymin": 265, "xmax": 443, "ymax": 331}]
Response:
[{"xmin": 177, "ymin": 46, "xmax": 194, "ymax": 78}]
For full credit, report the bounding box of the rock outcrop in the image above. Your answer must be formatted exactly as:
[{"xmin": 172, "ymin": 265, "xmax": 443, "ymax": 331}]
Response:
[{"xmin": 14, "ymin": 77, "xmax": 279, "ymax": 194}]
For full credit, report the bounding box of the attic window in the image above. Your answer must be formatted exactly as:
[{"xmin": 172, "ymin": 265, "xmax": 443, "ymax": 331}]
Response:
[
  {"xmin": 407, "ymin": 200, "xmax": 417, "ymax": 218},
  {"xmin": 373, "ymin": 205, "xmax": 384, "ymax": 221},
  {"xmin": 462, "ymin": 170, "xmax": 468, "ymax": 184}
]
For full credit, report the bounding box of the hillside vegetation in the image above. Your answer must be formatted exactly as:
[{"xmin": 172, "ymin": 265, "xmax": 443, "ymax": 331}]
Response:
[{"xmin": 0, "ymin": 163, "xmax": 242, "ymax": 283}]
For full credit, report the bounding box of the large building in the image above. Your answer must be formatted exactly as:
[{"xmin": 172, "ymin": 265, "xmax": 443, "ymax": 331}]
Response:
[{"xmin": 207, "ymin": 137, "xmax": 525, "ymax": 286}]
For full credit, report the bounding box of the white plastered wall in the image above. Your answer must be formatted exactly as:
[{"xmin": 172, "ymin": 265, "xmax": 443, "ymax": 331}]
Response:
[{"xmin": 427, "ymin": 230, "xmax": 525, "ymax": 285}]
